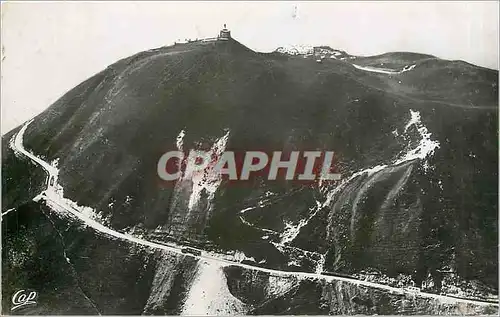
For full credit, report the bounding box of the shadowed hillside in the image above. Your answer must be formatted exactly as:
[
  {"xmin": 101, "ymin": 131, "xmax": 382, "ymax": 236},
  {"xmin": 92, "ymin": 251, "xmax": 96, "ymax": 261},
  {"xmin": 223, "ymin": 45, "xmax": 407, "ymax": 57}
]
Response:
[{"xmin": 2, "ymin": 37, "xmax": 498, "ymax": 314}]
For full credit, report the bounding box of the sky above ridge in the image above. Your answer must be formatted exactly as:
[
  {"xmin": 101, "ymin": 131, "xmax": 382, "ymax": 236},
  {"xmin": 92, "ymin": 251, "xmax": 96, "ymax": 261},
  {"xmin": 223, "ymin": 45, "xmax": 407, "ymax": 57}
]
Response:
[{"xmin": 1, "ymin": 1, "xmax": 498, "ymax": 134}]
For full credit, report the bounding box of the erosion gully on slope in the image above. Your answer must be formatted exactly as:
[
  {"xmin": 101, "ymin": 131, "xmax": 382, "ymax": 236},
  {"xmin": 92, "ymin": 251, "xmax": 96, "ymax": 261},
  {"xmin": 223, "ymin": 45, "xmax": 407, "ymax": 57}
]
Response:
[{"xmin": 6, "ymin": 116, "xmax": 498, "ymax": 308}]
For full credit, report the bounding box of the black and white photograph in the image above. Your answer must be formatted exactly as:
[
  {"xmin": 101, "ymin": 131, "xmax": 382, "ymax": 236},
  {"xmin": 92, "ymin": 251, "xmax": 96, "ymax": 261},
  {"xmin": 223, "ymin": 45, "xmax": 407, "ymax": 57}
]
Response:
[{"xmin": 1, "ymin": 1, "xmax": 498, "ymax": 315}]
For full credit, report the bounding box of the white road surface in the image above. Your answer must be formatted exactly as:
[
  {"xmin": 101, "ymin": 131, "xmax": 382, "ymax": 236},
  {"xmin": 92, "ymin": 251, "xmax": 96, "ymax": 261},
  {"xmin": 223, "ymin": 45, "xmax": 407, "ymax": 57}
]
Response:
[
  {"xmin": 352, "ymin": 63, "xmax": 416, "ymax": 75},
  {"xmin": 6, "ymin": 120, "xmax": 498, "ymax": 308}
]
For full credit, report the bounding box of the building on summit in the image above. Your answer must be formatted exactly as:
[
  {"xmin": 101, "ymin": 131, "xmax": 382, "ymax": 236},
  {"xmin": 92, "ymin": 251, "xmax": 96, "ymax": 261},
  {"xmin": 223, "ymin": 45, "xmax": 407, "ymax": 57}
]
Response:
[{"xmin": 218, "ymin": 24, "xmax": 231, "ymax": 40}]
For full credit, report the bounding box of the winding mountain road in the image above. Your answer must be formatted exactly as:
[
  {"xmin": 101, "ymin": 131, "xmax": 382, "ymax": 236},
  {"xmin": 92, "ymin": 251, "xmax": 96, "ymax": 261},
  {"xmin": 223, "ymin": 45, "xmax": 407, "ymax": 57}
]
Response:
[
  {"xmin": 352, "ymin": 63, "xmax": 416, "ymax": 75},
  {"xmin": 7, "ymin": 120, "xmax": 498, "ymax": 308}
]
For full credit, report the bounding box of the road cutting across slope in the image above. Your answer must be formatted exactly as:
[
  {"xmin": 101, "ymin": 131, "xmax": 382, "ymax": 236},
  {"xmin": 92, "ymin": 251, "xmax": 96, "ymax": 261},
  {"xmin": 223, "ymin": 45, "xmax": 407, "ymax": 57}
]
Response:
[
  {"xmin": 352, "ymin": 63, "xmax": 416, "ymax": 74},
  {"xmin": 9, "ymin": 120, "xmax": 498, "ymax": 308}
]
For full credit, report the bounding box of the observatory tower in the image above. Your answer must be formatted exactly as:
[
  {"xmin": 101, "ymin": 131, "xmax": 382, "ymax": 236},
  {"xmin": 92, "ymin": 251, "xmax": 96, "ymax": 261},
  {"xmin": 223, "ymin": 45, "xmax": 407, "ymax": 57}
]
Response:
[{"xmin": 218, "ymin": 24, "xmax": 231, "ymax": 40}]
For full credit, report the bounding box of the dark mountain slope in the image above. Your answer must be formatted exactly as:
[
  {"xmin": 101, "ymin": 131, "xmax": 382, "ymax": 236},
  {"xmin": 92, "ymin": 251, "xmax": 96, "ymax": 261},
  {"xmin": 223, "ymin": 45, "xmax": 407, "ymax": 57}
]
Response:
[
  {"xmin": 3, "ymin": 38, "xmax": 498, "ymax": 300},
  {"xmin": 4, "ymin": 202, "xmax": 493, "ymax": 315},
  {"xmin": 2, "ymin": 134, "xmax": 46, "ymax": 211},
  {"xmin": 352, "ymin": 51, "xmax": 437, "ymax": 68}
]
